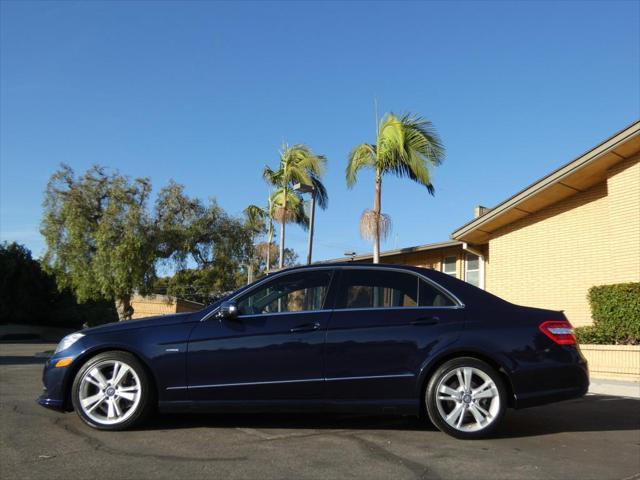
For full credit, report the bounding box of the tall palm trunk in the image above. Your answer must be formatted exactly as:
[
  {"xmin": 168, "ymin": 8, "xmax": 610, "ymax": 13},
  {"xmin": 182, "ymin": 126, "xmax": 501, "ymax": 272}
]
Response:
[
  {"xmin": 247, "ymin": 234, "xmax": 255, "ymax": 284},
  {"xmin": 266, "ymin": 220, "xmax": 273, "ymax": 273},
  {"xmin": 278, "ymin": 188, "xmax": 287, "ymax": 269},
  {"xmin": 373, "ymin": 169, "xmax": 382, "ymax": 264}
]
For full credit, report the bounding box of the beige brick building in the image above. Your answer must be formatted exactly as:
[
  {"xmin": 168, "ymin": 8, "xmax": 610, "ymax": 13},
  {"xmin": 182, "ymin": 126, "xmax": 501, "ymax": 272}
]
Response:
[
  {"xmin": 336, "ymin": 121, "xmax": 640, "ymax": 328},
  {"xmin": 130, "ymin": 294, "xmax": 203, "ymax": 320}
]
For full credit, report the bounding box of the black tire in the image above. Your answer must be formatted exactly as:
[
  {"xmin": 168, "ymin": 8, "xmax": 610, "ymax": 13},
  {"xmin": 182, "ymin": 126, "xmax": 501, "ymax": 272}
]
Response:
[
  {"xmin": 71, "ymin": 351, "xmax": 154, "ymax": 430},
  {"xmin": 425, "ymin": 357, "xmax": 507, "ymax": 439}
]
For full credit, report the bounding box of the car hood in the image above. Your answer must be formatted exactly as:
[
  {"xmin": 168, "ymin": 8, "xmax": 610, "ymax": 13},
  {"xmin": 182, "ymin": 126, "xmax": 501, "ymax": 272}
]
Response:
[{"xmin": 81, "ymin": 311, "xmax": 202, "ymax": 336}]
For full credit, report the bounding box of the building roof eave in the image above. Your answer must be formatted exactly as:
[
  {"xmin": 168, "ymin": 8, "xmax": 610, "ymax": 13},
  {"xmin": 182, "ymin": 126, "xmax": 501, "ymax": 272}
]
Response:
[{"xmin": 451, "ymin": 120, "xmax": 640, "ymax": 244}]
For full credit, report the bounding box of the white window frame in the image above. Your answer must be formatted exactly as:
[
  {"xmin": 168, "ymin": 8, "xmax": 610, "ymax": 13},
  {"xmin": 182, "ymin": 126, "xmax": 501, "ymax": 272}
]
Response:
[
  {"xmin": 464, "ymin": 253, "xmax": 484, "ymax": 289},
  {"xmin": 442, "ymin": 256, "xmax": 457, "ymax": 278}
]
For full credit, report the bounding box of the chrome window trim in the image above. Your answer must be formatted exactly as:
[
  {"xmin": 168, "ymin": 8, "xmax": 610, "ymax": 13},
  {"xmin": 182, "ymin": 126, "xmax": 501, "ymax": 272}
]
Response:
[{"xmin": 201, "ymin": 264, "xmax": 464, "ymax": 322}]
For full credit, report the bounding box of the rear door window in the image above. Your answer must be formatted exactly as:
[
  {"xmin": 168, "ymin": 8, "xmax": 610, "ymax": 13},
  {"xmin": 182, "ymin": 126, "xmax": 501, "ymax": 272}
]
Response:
[
  {"xmin": 336, "ymin": 269, "xmax": 419, "ymax": 309},
  {"xmin": 419, "ymin": 279, "xmax": 455, "ymax": 307}
]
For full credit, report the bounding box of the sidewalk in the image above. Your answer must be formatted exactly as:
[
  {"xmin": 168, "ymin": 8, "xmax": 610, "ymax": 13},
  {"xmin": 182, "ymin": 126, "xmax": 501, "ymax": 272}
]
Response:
[{"xmin": 589, "ymin": 377, "xmax": 640, "ymax": 399}]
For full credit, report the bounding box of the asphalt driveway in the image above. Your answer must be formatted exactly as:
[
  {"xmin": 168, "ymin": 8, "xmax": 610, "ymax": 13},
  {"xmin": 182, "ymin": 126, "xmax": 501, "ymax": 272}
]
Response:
[{"xmin": 1, "ymin": 343, "xmax": 639, "ymax": 480}]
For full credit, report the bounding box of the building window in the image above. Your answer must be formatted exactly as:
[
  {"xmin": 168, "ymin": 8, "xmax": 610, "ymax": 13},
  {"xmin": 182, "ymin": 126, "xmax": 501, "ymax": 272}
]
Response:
[
  {"xmin": 442, "ymin": 256, "xmax": 457, "ymax": 277},
  {"xmin": 465, "ymin": 253, "xmax": 481, "ymax": 288}
]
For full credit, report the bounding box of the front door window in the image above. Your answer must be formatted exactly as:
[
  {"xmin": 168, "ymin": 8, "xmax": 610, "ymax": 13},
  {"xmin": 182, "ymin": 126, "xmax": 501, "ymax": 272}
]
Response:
[{"xmin": 236, "ymin": 270, "xmax": 332, "ymax": 315}]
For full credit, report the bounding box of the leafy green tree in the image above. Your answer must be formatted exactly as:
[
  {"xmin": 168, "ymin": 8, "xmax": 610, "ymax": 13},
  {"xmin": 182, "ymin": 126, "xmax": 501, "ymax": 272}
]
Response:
[
  {"xmin": 263, "ymin": 144, "xmax": 327, "ymax": 269},
  {"xmin": 0, "ymin": 242, "xmax": 52, "ymax": 324},
  {"xmin": 154, "ymin": 181, "xmax": 251, "ymax": 277},
  {"xmin": 41, "ymin": 166, "xmax": 252, "ymax": 321},
  {"xmin": 41, "ymin": 165, "xmax": 156, "ymax": 320},
  {"xmin": 346, "ymin": 113, "xmax": 444, "ymax": 263},
  {"xmin": 0, "ymin": 242, "xmax": 116, "ymax": 328},
  {"xmin": 253, "ymin": 244, "xmax": 299, "ymax": 275}
]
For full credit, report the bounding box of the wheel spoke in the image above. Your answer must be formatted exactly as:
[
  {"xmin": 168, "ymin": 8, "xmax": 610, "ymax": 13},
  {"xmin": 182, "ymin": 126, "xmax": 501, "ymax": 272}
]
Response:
[
  {"xmin": 118, "ymin": 390, "xmax": 136, "ymax": 401},
  {"xmin": 468, "ymin": 404, "xmax": 485, "ymax": 426},
  {"xmin": 474, "ymin": 402, "xmax": 492, "ymax": 419},
  {"xmin": 463, "ymin": 367, "xmax": 473, "ymax": 391},
  {"xmin": 110, "ymin": 362, "xmax": 121, "ymax": 384},
  {"xmin": 112, "ymin": 398, "xmax": 122, "ymax": 417},
  {"xmin": 474, "ymin": 388, "xmax": 497, "ymax": 400},
  {"xmin": 439, "ymin": 385, "xmax": 458, "ymax": 397},
  {"xmin": 445, "ymin": 403, "xmax": 464, "ymax": 426},
  {"xmin": 88, "ymin": 368, "xmax": 108, "ymax": 389},
  {"xmin": 81, "ymin": 393, "xmax": 105, "ymax": 412},
  {"xmin": 112, "ymin": 363, "xmax": 130, "ymax": 386},
  {"xmin": 472, "ymin": 380, "xmax": 491, "ymax": 395},
  {"xmin": 456, "ymin": 369, "xmax": 465, "ymax": 390},
  {"xmin": 456, "ymin": 406, "xmax": 467, "ymax": 428},
  {"xmin": 106, "ymin": 399, "xmax": 116, "ymax": 419},
  {"xmin": 84, "ymin": 376, "xmax": 102, "ymax": 388}
]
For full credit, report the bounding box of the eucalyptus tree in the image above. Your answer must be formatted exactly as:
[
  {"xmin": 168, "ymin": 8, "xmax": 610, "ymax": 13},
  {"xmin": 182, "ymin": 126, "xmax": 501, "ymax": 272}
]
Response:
[
  {"xmin": 346, "ymin": 113, "xmax": 444, "ymax": 263},
  {"xmin": 42, "ymin": 166, "xmax": 252, "ymax": 320},
  {"xmin": 41, "ymin": 165, "xmax": 156, "ymax": 320},
  {"xmin": 263, "ymin": 144, "xmax": 327, "ymax": 269}
]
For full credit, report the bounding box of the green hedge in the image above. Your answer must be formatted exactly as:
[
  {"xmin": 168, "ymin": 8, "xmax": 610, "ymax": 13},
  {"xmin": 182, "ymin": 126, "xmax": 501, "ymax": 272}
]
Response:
[{"xmin": 575, "ymin": 282, "xmax": 640, "ymax": 345}]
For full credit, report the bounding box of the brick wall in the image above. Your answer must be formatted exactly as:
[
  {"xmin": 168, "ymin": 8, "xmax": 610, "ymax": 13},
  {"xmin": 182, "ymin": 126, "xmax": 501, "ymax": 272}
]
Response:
[
  {"xmin": 485, "ymin": 155, "xmax": 640, "ymax": 326},
  {"xmin": 131, "ymin": 294, "xmax": 203, "ymax": 319}
]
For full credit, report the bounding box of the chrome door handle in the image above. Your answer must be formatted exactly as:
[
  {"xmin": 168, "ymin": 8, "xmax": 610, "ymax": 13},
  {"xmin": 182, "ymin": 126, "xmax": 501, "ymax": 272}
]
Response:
[{"xmin": 290, "ymin": 322, "xmax": 321, "ymax": 333}]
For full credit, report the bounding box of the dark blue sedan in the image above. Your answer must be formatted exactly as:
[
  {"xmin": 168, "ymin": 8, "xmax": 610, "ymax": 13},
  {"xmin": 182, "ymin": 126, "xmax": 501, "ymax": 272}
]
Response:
[{"xmin": 39, "ymin": 264, "xmax": 589, "ymax": 439}]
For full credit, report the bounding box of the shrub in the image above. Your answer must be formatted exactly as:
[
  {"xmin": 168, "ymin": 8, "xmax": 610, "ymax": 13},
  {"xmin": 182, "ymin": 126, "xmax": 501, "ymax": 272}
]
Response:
[{"xmin": 575, "ymin": 282, "xmax": 640, "ymax": 345}]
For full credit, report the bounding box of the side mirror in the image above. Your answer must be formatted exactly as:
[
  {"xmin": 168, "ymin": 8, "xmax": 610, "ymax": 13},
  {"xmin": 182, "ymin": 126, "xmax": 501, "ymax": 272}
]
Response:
[{"xmin": 217, "ymin": 301, "xmax": 239, "ymax": 320}]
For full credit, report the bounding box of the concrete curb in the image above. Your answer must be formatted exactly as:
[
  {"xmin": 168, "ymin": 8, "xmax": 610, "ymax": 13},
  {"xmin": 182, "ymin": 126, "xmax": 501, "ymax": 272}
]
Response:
[{"xmin": 589, "ymin": 378, "xmax": 640, "ymax": 399}]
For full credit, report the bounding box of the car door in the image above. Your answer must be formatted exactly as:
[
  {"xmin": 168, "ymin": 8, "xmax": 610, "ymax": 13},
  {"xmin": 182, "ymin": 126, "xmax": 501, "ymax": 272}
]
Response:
[
  {"xmin": 187, "ymin": 269, "xmax": 335, "ymax": 404},
  {"xmin": 324, "ymin": 267, "xmax": 465, "ymax": 407}
]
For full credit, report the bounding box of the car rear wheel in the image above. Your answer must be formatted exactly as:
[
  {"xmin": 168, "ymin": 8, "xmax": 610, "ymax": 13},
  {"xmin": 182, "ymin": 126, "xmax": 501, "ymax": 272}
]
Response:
[
  {"xmin": 425, "ymin": 357, "xmax": 507, "ymax": 439},
  {"xmin": 71, "ymin": 351, "xmax": 153, "ymax": 430}
]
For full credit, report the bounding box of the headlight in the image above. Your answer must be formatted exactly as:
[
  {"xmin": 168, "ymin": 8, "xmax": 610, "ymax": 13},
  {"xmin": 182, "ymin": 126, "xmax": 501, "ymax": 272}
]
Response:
[{"xmin": 54, "ymin": 332, "xmax": 85, "ymax": 354}]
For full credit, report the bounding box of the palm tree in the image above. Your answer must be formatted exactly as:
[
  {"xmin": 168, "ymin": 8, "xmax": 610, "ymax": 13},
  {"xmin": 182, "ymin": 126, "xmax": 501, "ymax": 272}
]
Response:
[
  {"xmin": 263, "ymin": 144, "xmax": 327, "ymax": 269},
  {"xmin": 243, "ymin": 204, "xmax": 267, "ymax": 283},
  {"xmin": 346, "ymin": 113, "xmax": 444, "ymax": 263}
]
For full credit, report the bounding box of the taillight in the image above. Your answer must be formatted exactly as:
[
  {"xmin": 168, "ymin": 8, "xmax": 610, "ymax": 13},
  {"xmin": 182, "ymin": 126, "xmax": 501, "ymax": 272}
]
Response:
[{"xmin": 539, "ymin": 320, "xmax": 576, "ymax": 345}]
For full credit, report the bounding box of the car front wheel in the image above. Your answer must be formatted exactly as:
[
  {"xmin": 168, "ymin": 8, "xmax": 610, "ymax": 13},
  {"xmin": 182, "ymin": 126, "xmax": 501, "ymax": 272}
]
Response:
[
  {"xmin": 71, "ymin": 351, "xmax": 153, "ymax": 430},
  {"xmin": 425, "ymin": 357, "xmax": 507, "ymax": 439}
]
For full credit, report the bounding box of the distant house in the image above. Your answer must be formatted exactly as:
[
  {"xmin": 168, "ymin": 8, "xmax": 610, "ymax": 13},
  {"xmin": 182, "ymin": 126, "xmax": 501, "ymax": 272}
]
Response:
[
  {"xmin": 330, "ymin": 121, "xmax": 640, "ymax": 328},
  {"xmin": 130, "ymin": 294, "xmax": 204, "ymax": 319}
]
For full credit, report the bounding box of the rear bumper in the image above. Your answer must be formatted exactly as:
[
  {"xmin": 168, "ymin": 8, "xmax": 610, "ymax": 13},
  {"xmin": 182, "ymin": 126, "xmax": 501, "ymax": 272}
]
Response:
[{"xmin": 512, "ymin": 358, "xmax": 589, "ymax": 409}]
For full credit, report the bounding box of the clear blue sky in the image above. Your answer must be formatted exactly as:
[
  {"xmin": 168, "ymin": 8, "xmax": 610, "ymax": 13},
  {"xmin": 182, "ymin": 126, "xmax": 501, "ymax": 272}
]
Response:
[{"xmin": 1, "ymin": 0, "xmax": 639, "ymax": 263}]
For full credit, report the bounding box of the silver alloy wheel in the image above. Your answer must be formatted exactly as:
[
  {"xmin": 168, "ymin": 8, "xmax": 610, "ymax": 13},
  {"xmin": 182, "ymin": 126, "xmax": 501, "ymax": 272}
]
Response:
[
  {"xmin": 433, "ymin": 366, "xmax": 500, "ymax": 432},
  {"xmin": 78, "ymin": 359, "xmax": 142, "ymax": 426}
]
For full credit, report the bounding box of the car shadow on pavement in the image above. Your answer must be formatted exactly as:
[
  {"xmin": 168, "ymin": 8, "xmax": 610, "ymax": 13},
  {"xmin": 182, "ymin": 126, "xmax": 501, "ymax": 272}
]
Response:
[{"xmin": 137, "ymin": 394, "xmax": 640, "ymax": 438}]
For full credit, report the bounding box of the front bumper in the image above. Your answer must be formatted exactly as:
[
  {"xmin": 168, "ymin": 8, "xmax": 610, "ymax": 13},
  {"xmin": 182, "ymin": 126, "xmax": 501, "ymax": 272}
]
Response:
[
  {"xmin": 37, "ymin": 392, "xmax": 66, "ymax": 411},
  {"xmin": 37, "ymin": 347, "xmax": 84, "ymax": 412}
]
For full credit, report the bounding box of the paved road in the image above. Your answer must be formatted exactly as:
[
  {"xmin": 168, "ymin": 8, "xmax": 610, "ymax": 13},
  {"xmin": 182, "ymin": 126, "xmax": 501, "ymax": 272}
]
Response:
[{"xmin": 1, "ymin": 343, "xmax": 639, "ymax": 480}]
